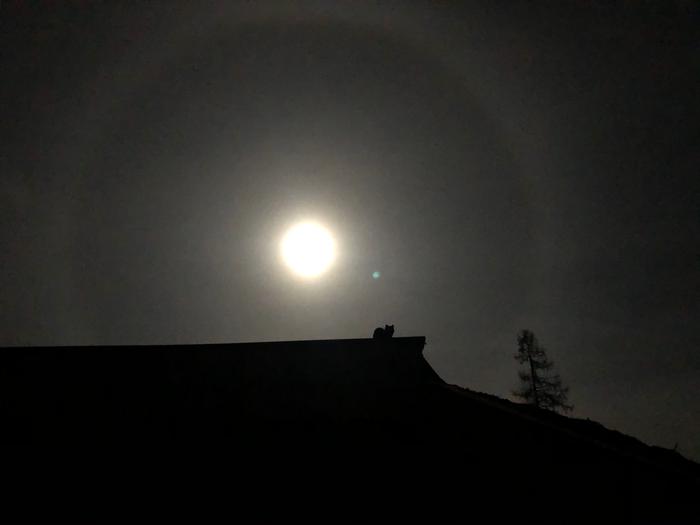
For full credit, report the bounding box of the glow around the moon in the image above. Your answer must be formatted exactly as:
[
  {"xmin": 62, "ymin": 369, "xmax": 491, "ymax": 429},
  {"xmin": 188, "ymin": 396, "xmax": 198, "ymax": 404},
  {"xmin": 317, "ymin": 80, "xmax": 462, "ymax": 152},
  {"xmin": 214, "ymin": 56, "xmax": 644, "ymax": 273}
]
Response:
[{"xmin": 280, "ymin": 221, "xmax": 336, "ymax": 278}]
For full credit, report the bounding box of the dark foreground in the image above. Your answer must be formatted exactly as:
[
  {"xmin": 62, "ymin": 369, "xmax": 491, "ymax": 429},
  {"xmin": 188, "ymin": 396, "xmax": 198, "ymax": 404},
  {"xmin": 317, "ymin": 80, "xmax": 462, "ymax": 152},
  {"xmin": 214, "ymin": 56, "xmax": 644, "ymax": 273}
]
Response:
[{"xmin": 2, "ymin": 337, "xmax": 698, "ymax": 522}]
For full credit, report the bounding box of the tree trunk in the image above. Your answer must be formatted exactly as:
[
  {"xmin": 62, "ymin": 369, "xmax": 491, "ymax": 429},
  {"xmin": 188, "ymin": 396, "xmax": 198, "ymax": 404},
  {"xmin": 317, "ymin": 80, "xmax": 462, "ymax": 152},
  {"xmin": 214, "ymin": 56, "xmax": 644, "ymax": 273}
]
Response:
[{"xmin": 528, "ymin": 355, "xmax": 539, "ymax": 408}]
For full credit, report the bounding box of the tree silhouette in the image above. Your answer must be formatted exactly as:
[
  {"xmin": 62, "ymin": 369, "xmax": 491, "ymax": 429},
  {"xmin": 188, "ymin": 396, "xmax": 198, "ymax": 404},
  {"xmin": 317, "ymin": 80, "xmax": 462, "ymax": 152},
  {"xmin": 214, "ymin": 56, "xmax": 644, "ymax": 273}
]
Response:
[{"xmin": 513, "ymin": 329, "xmax": 573, "ymax": 413}]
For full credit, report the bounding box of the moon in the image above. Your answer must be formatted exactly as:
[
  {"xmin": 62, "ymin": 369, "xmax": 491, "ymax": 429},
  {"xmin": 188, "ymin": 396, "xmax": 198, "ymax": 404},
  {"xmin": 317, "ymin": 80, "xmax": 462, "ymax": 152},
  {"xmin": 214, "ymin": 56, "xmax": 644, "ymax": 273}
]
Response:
[{"xmin": 280, "ymin": 221, "xmax": 337, "ymax": 278}]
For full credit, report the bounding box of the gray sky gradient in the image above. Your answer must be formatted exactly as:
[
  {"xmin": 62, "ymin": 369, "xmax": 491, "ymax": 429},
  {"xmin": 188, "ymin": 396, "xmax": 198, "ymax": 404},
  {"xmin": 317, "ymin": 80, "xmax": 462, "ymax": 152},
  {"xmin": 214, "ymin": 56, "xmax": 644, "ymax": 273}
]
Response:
[{"xmin": 2, "ymin": 2, "xmax": 698, "ymax": 459}]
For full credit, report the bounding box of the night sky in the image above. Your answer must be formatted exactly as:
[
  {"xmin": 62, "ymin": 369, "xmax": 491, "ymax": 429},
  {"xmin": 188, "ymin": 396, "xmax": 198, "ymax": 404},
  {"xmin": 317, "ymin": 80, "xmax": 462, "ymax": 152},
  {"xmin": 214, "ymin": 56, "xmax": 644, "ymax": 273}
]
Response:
[{"xmin": 2, "ymin": 2, "xmax": 698, "ymax": 460}]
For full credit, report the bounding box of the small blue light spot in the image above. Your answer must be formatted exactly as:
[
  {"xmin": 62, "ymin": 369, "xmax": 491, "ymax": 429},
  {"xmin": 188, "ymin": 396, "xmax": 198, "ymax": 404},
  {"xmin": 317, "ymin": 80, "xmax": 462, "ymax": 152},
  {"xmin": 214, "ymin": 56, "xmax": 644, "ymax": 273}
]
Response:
[{"xmin": 372, "ymin": 271, "xmax": 381, "ymax": 279}]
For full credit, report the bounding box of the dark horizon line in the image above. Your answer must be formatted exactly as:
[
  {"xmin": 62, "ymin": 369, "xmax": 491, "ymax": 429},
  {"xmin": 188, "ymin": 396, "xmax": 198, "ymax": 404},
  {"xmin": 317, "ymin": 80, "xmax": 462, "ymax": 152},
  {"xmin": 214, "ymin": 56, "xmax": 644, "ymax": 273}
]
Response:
[{"xmin": 0, "ymin": 335, "xmax": 428, "ymax": 350}]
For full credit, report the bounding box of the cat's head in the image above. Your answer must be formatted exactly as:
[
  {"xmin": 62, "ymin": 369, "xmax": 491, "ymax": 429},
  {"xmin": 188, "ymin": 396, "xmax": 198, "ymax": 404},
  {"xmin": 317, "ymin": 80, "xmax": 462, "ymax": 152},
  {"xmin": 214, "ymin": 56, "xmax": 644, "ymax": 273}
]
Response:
[{"xmin": 384, "ymin": 324, "xmax": 395, "ymax": 336}]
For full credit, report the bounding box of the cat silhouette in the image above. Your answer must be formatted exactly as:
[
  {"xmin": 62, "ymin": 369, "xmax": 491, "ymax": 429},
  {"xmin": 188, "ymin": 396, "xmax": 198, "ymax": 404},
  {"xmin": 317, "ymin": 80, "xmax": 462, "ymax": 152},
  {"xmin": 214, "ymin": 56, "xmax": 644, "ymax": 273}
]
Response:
[{"xmin": 373, "ymin": 324, "xmax": 395, "ymax": 339}]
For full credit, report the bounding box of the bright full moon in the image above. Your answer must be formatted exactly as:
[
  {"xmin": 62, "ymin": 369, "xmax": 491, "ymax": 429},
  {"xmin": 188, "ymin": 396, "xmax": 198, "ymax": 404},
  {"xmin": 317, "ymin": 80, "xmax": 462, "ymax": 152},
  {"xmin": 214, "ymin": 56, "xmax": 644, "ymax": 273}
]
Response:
[{"xmin": 280, "ymin": 221, "xmax": 336, "ymax": 278}]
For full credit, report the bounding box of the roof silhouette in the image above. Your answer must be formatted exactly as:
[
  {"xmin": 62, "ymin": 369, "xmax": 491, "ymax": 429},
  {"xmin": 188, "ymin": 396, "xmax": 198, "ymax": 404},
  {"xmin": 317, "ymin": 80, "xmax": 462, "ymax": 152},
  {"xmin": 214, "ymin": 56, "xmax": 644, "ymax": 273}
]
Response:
[{"xmin": 2, "ymin": 336, "xmax": 698, "ymax": 522}]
